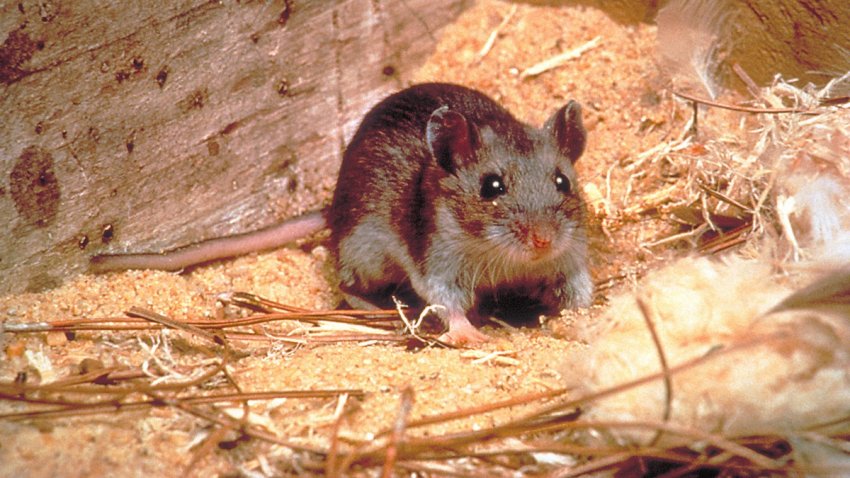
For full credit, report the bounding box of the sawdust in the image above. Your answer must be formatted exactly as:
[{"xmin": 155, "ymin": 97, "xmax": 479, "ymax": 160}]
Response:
[{"xmin": 0, "ymin": 1, "xmax": 757, "ymax": 476}]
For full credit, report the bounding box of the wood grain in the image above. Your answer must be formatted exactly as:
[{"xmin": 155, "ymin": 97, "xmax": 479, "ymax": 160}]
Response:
[{"xmin": 0, "ymin": 0, "xmax": 469, "ymax": 294}]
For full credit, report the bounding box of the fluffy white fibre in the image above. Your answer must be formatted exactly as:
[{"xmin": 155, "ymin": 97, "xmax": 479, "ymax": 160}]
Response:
[
  {"xmin": 777, "ymin": 115, "xmax": 850, "ymax": 263},
  {"xmin": 564, "ymin": 256, "xmax": 849, "ymax": 445}
]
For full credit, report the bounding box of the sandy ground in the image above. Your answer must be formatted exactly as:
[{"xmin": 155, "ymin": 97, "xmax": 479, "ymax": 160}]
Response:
[{"xmin": 0, "ymin": 2, "xmax": 706, "ymax": 476}]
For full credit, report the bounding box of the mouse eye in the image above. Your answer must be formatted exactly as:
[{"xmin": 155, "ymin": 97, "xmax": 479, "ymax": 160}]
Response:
[
  {"xmin": 480, "ymin": 173, "xmax": 506, "ymax": 200},
  {"xmin": 555, "ymin": 172, "xmax": 572, "ymax": 194}
]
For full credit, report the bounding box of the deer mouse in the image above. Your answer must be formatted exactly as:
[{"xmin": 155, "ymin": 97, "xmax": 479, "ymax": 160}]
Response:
[{"xmin": 91, "ymin": 83, "xmax": 593, "ymax": 345}]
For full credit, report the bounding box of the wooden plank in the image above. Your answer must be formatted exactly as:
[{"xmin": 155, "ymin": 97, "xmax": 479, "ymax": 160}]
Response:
[{"xmin": 0, "ymin": 0, "xmax": 469, "ymax": 295}]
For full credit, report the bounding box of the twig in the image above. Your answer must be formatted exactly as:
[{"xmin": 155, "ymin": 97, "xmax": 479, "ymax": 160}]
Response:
[
  {"xmin": 673, "ymin": 90, "xmax": 820, "ymax": 115},
  {"xmin": 1, "ymin": 361, "xmax": 224, "ymax": 402},
  {"xmin": 219, "ymin": 291, "xmax": 308, "ymax": 313},
  {"xmin": 378, "ymin": 387, "xmax": 568, "ymax": 438},
  {"xmin": 127, "ymin": 306, "xmax": 223, "ymax": 346},
  {"xmin": 394, "ymin": 417, "xmax": 782, "ymax": 471},
  {"xmin": 549, "ymin": 452, "xmax": 636, "ymax": 478},
  {"xmin": 393, "ymin": 297, "xmax": 436, "ymax": 343},
  {"xmin": 732, "ymin": 63, "xmax": 762, "ymax": 99},
  {"xmin": 382, "ymin": 387, "xmax": 415, "ymax": 478},
  {"xmin": 697, "ymin": 181, "xmax": 754, "ymax": 213},
  {"xmin": 565, "ymin": 420, "xmax": 782, "ymax": 470},
  {"xmin": 339, "ymin": 388, "xmax": 570, "ymax": 470},
  {"xmin": 641, "ymin": 224, "xmax": 708, "ymax": 249},
  {"xmin": 520, "ymin": 36, "xmax": 601, "ymax": 79},
  {"xmin": 636, "ymin": 296, "xmax": 672, "ymax": 446},
  {"xmin": 689, "ymin": 97, "xmax": 699, "ymax": 137},
  {"xmin": 776, "ymin": 194, "xmax": 803, "ymax": 261},
  {"xmin": 697, "ymin": 223, "xmax": 751, "ymax": 254},
  {"xmin": 3, "ymin": 307, "xmax": 405, "ymax": 346},
  {"xmin": 187, "ymin": 422, "xmax": 234, "ymax": 472},
  {"xmin": 0, "ymin": 388, "xmax": 361, "ymax": 421},
  {"xmin": 173, "ymin": 400, "xmax": 325, "ymax": 455},
  {"xmin": 475, "ymin": 5, "xmax": 517, "ymax": 63},
  {"xmin": 325, "ymin": 393, "xmax": 351, "ymax": 478},
  {"xmin": 220, "ymin": 292, "xmax": 399, "ymax": 322}
]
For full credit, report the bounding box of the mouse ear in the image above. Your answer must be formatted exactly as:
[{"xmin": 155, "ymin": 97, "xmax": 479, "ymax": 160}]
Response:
[
  {"xmin": 545, "ymin": 100, "xmax": 586, "ymax": 163},
  {"xmin": 426, "ymin": 106, "xmax": 479, "ymax": 173}
]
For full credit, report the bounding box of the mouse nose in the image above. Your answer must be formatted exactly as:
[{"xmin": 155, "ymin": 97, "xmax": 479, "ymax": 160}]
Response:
[
  {"xmin": 525, "ymin": 220, "xmax": 556, "ymax": 253},
  {"xmin": 512, "ymin": 218, "xmax": 557, "ymax": 258},
  {"xmin": 530, "ymin": 230, "xmax": 552, "ymax": 250}
]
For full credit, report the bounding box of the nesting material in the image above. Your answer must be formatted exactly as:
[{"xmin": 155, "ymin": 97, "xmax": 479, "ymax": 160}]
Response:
[
  {"xmin": 562, "ymin": 78, "xmax": 850, "ymax": 454},
  {"xmin": 773, "ymin": 106, "xmax": 850, "ymax": 263},
  {"xmin": 565, "ymin": 257, "xmax": 849, "ymax": 441}
]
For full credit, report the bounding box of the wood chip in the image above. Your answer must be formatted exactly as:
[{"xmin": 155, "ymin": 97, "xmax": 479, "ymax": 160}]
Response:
[{"xmin": 519, "ymin": 36, "xmax": 602, "ymax": 79}]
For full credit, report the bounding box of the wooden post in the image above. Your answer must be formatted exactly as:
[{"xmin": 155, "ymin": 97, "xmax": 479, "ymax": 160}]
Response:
[{"xmin": 0, "ymin": 0, "xmax": 469, "ymax": 294}]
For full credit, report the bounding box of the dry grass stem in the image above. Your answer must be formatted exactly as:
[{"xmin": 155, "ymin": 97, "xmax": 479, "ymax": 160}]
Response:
[
  {"xmin": 520, "ymin": 36, "xmax": 601, "ymax": 79},
  {"xmin": 636, "ymin": 296, "xmax": 672, "ymax": 446},
  {"xmin": 673, "ymin": 90, "xmax": 822, "ymax": 114},
  {"xmin": 475, "ymin": 4, "xmax": 517, "ymax": 63}
]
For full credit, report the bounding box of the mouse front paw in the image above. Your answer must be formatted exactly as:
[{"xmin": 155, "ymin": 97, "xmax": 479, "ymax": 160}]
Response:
[{"xmin": 555, "ymin": 269, "xmax": 593, "ymax": 309}]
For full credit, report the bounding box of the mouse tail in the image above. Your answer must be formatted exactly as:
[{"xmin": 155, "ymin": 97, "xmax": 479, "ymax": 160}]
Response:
[{"xmin": 90, "ymin": 209, "xmax": 327, "ymax": 273}]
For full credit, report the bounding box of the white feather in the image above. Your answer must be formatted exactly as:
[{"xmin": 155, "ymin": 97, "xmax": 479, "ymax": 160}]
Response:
[{"xmin": 656, "ymin": 0, "xmax": 731, "ymax": 99}]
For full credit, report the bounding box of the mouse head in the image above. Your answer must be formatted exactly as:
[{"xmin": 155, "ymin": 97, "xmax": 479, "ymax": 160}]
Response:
[
  {"xmin": 426, "ymin": 101, "xmax": 585, "ymax": 172},
  {"xmin": 425, "ymin": 101, "xmax": 588, "ymax": 268}
]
